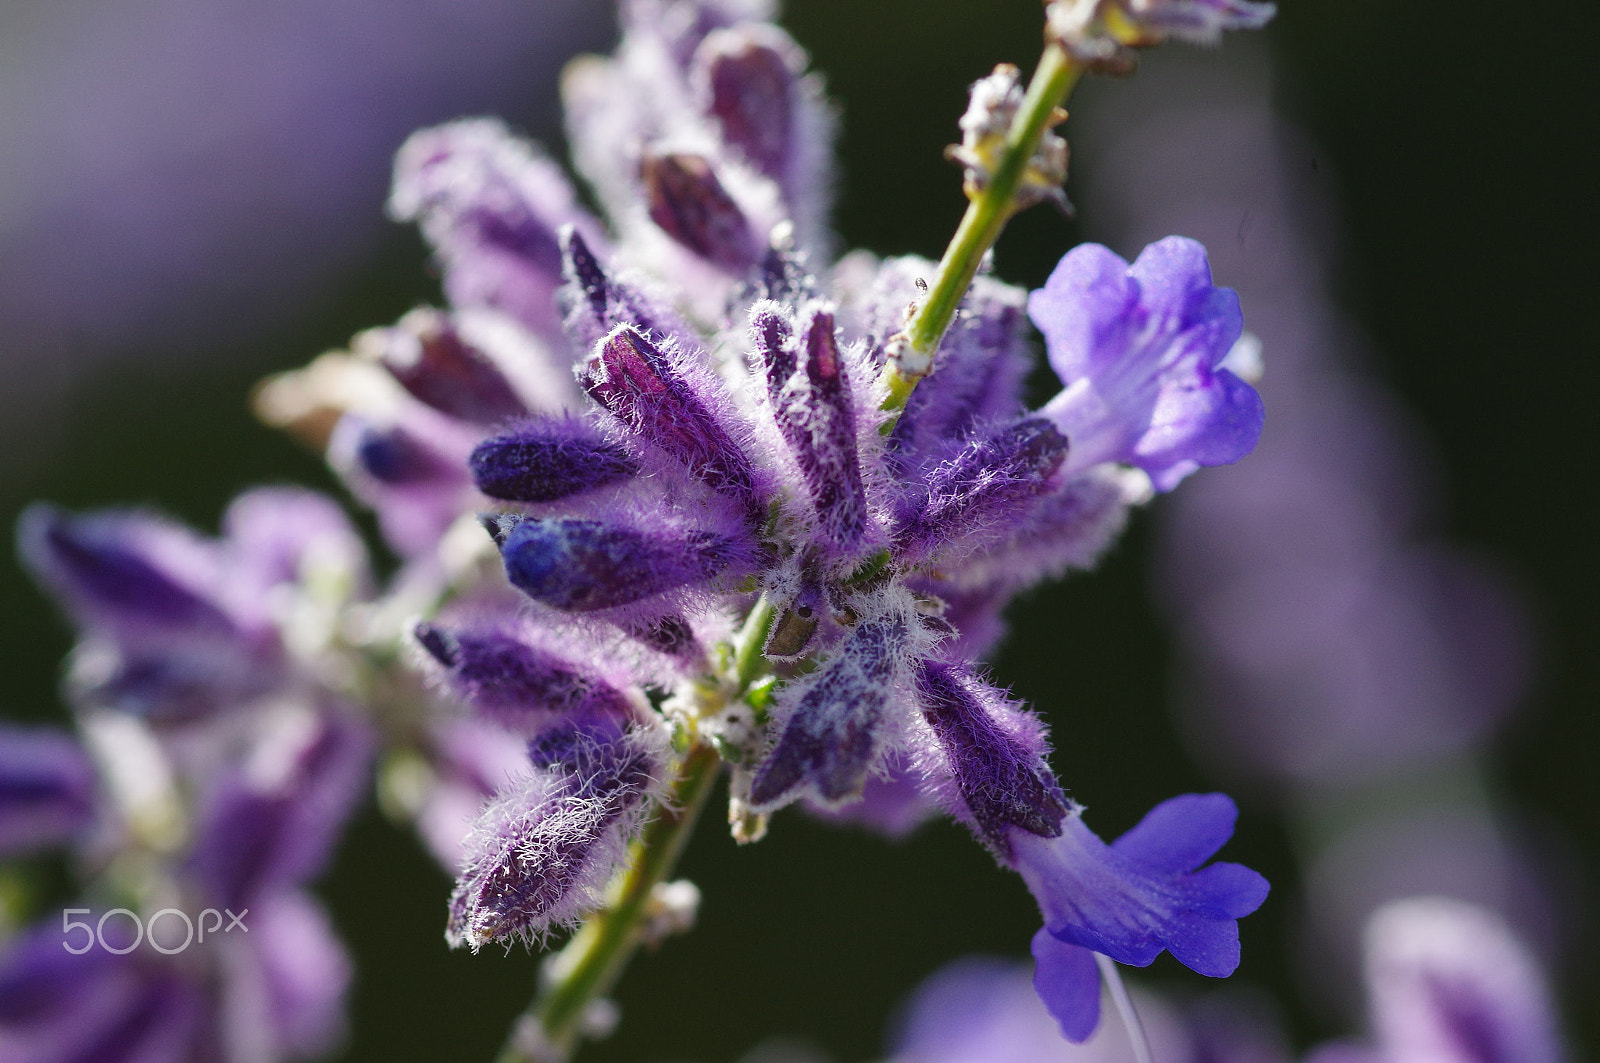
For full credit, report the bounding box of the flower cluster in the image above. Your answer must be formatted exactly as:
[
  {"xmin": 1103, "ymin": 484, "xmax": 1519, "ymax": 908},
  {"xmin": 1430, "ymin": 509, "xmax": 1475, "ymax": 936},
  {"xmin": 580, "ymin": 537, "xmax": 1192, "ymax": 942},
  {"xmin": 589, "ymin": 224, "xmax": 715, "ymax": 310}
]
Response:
[
  {"xmin": 4, "ymin": 0, "xmax": 1279, "ymax": 1055},
  {"xmin": 2, "ymin": 493, "xmax": 372, "ymax": 1062}
]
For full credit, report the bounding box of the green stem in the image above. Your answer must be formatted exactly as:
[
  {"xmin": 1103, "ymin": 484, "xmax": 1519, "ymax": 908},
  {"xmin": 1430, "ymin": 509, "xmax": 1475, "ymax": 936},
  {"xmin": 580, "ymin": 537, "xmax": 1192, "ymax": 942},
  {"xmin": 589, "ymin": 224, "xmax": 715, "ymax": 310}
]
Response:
[
  {"xmin": 499, "ymin": 743, "xmax": 723, "ymax": 1063},
  {"xmin": 882, "ymin": 43, "xmax": 1083, "ymax": 413},
  {"xmin": 732, "ymin": 593, "xmax": 776, "ymax": 692}
]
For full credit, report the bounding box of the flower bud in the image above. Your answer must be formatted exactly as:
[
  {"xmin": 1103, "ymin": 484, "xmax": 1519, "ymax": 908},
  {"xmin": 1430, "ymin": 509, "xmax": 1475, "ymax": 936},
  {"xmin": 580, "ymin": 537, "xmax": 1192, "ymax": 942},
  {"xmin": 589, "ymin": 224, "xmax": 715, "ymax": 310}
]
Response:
[
  {"xmin": 498, "ymin": 517, "xmax": 751, "ymax": 612},
  {"xmin": 581, "ymin": 325, "xmax": 761, "ymax": 518},
  {"xmin": 469, "ymin": 417, "xmax": 638, "ymax": 503},
  {"xmin": 641, "ymin": 151, "xmax": 759, "ymax": 273},
  {"xmin": 360, "ymin": 307, "xmax": 527, "ymax": 426}
]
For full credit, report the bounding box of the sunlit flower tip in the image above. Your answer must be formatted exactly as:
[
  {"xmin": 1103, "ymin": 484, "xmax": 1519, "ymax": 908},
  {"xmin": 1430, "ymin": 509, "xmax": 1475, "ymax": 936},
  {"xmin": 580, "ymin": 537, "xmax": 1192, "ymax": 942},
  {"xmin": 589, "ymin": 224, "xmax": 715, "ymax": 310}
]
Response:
[
  {"xmin": 446, "ymin": 733, "xmax": 659, "ymax": 950},
  {"xmin": 413, "ymin": 621, "xmax": 633, "ymax": 735},
  {"xmin": 913, "ymin": 660, "xmax": 1068, "ymax": 856},
  {"xmin": 559, "ymin": 227, "xmax": 696, "ymax": 356},
  {"xmin": 355, "ymin": 307, "xmax": 528, "ymax": 426},
  {"xmin": 1014, "ymin": 792, "xmax": 1268, "ymax": 982},
  {"xmin": 186, "ymin": 711, "xmax": 373, "ymax": 910},
  {"xmin": 641, "ymin": 150, "xmax": 760, "ymax": 273},
  {"xmin": 756, "ymin": 303, "xmax": 871, "ymax": 553},
  {"xmin": 693, "ymin": 26, "xmax": 803, "ymax": 182},
  {"xmin": 581, "ymin": 325, "xmax": 764, "ymax": 518},
  {"xmin": 892, "ymin": 418, "xmax": 1069, "ymax": 564},
  {"xmin": 497, "ymin": 517, "xmax": 755, "ymax": 613},
  {"xmin": 389, "ymin": 118, "xmax": 597, "ymax": 334},
  {"xmin": 1363, "ymin": 898, "xmax": 1565, "ymax": 1063},
  {"xmin": 0, "ymin": 725, "xmax": 97, "ymax": 856},
  {"xmin": 747, "ymin": 611, "xmax": 912, "ymax": 809},
  {"xmin": 469, "ymin": 416, "xmax": 639, "ymax": 503},
  {"xmin": 1032, "ymin": 237, "xmax": 1262, "ymax": 491}
]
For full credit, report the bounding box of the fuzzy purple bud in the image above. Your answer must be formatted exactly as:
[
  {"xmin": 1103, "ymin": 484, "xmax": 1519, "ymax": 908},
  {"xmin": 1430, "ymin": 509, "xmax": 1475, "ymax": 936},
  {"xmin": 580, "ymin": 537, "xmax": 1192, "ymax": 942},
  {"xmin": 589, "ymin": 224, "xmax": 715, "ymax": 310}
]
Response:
[
  {"xmin": 498, "ymin": 517, "xmax": 753, "ymax": 612},
  {"xmin": 757, "ymin": 305, "xmax": 870, "ymax": 552},
  {"xmin": 893, "ymin": 419, "xmax": 1069, "ymax": 564},
  {"xmin": 18, "ymin": 505, "xmax": 231, "ymax": 635},
  {"xmin": 641, "ymin": 151, "xmax": 760, "ymax": 273},
  {"xmin": 469, "ymin": 416, "xmax": 638, "ymax": 503},
  {"xmin": 748, "ymin": 614, "xmax": 909, "ymax": 808},
  {"xmin": 349, "ymin": 421, "xmax": 461, "ymax": 486},
  {"xmin": 889, "ymin": 276, "xmax": 1034, "ymax": 472},
  {"xmin": 366, "ymin": 307, "xmax": 528, "ymax": 425},
  {"xmin": 581, "ymin": 325, "xmax": 761, "ymax": 517},
  {"xmin": 446, "ymin": 729, "xmax": 659, "ymax": 949},
  {"xmin": 0, "ymin": 725, "xmax": 97, "ymax": 856},
  {"xmin": 390, "ymin": 119, "xmax": 599, "ymax": 334},
  {"xmin": 414, "ymin": 621, "xmax": 632, "ymax": 734},
  {"xmin": 695, "ymin": 28, "xmax": 796, "ymax": 181},
  {"xmin": 914, "ymin": 660, "xmax": 1068, "ymax": 856}
]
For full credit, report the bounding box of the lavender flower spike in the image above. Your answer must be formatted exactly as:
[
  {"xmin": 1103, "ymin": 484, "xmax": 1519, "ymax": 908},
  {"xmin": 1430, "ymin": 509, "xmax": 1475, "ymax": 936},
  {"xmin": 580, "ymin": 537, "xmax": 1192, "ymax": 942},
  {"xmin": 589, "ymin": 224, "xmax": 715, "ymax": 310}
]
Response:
[
  {"xmin": 1032, "ymin": 237, "xmax": 1263, "ymax": 491},
  {"xmin": 1013, "ymin": 792, "xmax": 1269, "ymax": 1040}
]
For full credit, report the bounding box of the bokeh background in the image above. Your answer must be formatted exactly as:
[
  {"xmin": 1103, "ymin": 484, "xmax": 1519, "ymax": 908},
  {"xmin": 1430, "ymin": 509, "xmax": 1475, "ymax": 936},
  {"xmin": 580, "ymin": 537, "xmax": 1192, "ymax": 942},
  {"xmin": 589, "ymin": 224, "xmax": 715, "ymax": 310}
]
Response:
[{"xmin": 1, "ymin": 0, "xmax": 1594, "ymax": 1060}]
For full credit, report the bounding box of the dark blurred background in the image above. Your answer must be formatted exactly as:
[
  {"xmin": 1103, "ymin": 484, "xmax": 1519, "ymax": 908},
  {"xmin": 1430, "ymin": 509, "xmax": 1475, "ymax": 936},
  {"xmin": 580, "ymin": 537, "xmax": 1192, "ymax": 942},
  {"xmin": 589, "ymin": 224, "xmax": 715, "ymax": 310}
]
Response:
[{"xmin": 1, "ymin": 1, "xmax": 1594, "ymax": 1059}]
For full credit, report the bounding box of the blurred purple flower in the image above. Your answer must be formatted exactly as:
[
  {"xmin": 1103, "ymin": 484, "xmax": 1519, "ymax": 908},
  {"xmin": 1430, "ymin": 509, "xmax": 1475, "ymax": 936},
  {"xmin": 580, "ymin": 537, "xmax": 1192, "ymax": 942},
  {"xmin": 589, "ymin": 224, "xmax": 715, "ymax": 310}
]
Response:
[{"xmin": 0, "ymin": 725, "xmax": 97, "ymax": 855}]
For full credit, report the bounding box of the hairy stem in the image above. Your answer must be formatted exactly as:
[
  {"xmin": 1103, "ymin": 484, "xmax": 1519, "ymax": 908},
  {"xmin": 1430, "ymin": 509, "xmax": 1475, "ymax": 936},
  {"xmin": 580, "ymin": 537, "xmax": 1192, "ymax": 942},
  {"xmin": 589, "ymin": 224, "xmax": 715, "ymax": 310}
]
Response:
[
  {"xmin": 881, "ymin": 42, "xmax": 1083, "ymax": 413},
  {"xmin": 498, "ymin": 743, "xmax": 722, "ymax": 1063}
]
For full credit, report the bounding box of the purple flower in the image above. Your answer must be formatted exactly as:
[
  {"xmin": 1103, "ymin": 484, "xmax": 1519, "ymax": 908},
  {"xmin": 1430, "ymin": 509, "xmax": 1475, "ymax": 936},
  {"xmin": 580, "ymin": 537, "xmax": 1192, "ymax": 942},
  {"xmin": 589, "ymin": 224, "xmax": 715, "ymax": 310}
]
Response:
[
  {"xmin": 390, "ymin": 118, "xmax": 603, "ymax": 339},
  {"xmin": 1013, "ymin": 793, "xmax": 1269, "ymax": 1040},
  {"xmin": 1357, "ymin": 898, "xmax": 1566, "ymax": 1063},
  {"xmin": 753, "ymin": 302, "xmax": 873, "ymax": 556},
  {"xmin": 496, "ymin": 516, "xmax": 758, "ymax": 615},
  {"xmin": 1032, "ymin": 237, "xmax": 1263, "ymax": 491},
  {"xmin": 185, "ymin": 709, "xmax": 372, "ymax": 911},
  {"xmin": 17, "ymin": 503, "xmax": 293, "ymax": 722},
  {"xmin": 358, "ymin": 306, "xmax": 530, "ymax": 426},
  {"xmin": 892, "ymin": 419, "xmax": 1070, "ymax": 565},
  {"xmin": 0, "ymin": 724, "xmax": 97, "ymax": 855}
]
